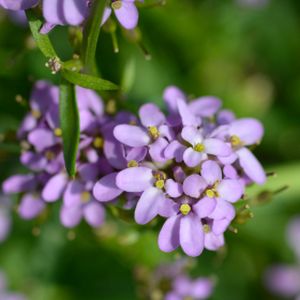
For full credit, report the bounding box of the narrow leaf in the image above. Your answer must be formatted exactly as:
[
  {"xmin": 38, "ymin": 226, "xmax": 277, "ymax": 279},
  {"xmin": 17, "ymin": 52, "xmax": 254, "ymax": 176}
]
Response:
[
  {"xmin": 59, "ymin": 80, "xmax": 80, "ymax": 177},
  {"xmin": 26, "ymin": 9, "xmax": 57, "ymax": 58},
  {"xmin": 82, "ymin": 0, "xmax": 109, "ymax": 74},
  {"xmin": 62, "ymin": 69, "xmax": 118, "ymax": 91}
]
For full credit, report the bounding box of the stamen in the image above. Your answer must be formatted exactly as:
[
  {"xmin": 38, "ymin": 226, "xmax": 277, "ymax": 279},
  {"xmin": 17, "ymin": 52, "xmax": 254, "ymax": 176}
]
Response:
[
  {"xmin": 155, "ymin": 180, "xmax": 165, "ymax": 189},
  {"xmin": 45, "ymin": 57, "xmax": 61, "ymax": 74},
  {"xmin": 54, "ymin": 128, "xmax": 62, "ymax": 137},
  {"xmin": 193, "ymin": 143, "xmax": 205, "ymax": 152},
  {"xmin": 148, "ymin": 126, "xmax": 160, "ymax": 139},
  {"xmin": 81, "ymin": 191, "xmax": 90, "ymax": 203},
  {"xmin": 179, "ymin": 203, "xmax": 191, "ymax": 216},
  {"xmin": 45, "ymin": 151, "xmax": 55, "ymax": 160},
  {"xmin": 127, "ymin": 160, "xmax": 138, "ymax": 168},
  {"xmin": 206, "ymin": 189, "xmax": 216, "ymax": 198},
  {"xmin": 230, "ymin": 135, "xmax": 242, "ymax": 147},
  {"xmin": 112, "ymin": 0, "xmax": 122, "ymax": 9},
  {"xmin": 31, "ymin": 110, "xmax": 41, "ymax": 119},
  {"xmin": 93, "ymin": 137, "xmax": 104, "ymax": 149},
  {"xmin": 203, "ymin": 224, "xmax": 211, "ymax": 233}
]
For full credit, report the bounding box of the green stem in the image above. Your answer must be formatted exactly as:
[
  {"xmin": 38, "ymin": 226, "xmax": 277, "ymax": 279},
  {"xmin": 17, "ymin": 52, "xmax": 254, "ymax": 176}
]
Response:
[{"xmin": 82, "ymin": 0, "xmax": 109, "ymax": 75}]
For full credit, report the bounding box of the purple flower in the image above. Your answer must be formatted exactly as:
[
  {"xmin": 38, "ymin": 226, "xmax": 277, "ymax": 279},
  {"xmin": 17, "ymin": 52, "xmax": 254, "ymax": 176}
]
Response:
[
  {"xmin": 102, "ymin": 0, "xmax": 140, "ymax": 30},
  {"xmin": 166, "ymin": 275, "xmax": 214, "ymax": 300},
  {"xmin": 0, "ymin": 0, "xmax": 38, "ymax": 10},
  {"xmin": 264, "ymin": 216, "xmax": 300, "ymax": 299}
]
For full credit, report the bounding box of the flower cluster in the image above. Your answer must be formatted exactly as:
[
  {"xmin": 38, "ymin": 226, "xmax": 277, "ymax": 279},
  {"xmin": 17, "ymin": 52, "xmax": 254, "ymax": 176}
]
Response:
[
  {"xmin": 2, "ymin": 80, "xmax": 110, "ymax": 228},
  {"xmin": 137, "ymin": 259, "xmax": 215, "ymax": 300},
  {"xmin": 0, "ymin": 0, "xmax": 140, "ymax": 32},
  {"xmin": 93, "ymin": 86, "xmax": 266, "ymax": 256},
  {"xmin": 2, "ymin": 83, "xmax": 266, "ymax": 257},
  {"xmin": 264, "ymin": 216, "xmax": 300, "ymax": 299}
]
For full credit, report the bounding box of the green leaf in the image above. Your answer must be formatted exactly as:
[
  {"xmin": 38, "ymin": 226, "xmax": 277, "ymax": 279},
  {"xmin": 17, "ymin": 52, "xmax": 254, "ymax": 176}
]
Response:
[
  {"xmin": 62, "ymin": 69, "xmax": 119, "ymax": 91},
  {"xmin": 82, "ymin": 0, "xmax": 109, "ymax": 75},
  {"xmin": 59, "ymin": 80, "xmax": 80, "ymax": 177},
  {"xmin": 26, "ymin": 9, "xmax": 58, "ymax": 58}
]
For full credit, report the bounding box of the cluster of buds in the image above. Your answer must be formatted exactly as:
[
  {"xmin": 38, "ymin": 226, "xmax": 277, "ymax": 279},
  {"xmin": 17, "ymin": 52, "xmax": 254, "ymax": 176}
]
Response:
[{"xmin": 2, "ymin": 83, "xmax": 266, "ymax": 257}]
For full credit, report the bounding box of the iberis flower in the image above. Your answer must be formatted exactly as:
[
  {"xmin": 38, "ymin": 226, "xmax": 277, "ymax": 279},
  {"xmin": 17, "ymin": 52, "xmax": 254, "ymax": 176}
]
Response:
[
  {"xmin": 264, "ymin": 216, "xmax": 300, "ymax": 299},
  {"xmin": 93, "ymin": 85, "xmax": 266, "ymax": 257},
  {"xmin": 2, "ymin": 81, "xmax": 110, "ymax": 229}
]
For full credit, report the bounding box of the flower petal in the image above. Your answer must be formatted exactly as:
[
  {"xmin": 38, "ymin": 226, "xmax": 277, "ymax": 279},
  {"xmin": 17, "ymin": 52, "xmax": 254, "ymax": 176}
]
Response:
[
  {"xmin": 164, "ymin": 140, "xmax": 185, "ymax": 162},
  {"xmin": 28, "ymin": 128, "xmax": 57, "ymax": 152},
  {"xmin": 182, "ymin": 174, "xmax": 207, "ymax": 198},
  {"xmin": 149, "ymin": 137, "xmax": 169, "ymax": 162},
  {"xmin": 204, "ymin": 138, "xmax": 231, "ymax": 156},
  {"xmin": 138, "ymin": 103, "xmax": 165, "ymax": 127},
  {"xmin": 18, "ymin": 193, "xmax": 45, "ymax": 220},
  {"xmin": 134, "ymin": 187, "xmax": 164, "ymax": 224},
  {"xmin": 165, "ymin": 179, "xmax": 183, "ymax": 198},
  {"xmin": 201, "ymin": 160, "xmax": 222, "ymax": 185},
  {"xmin": 237, "ymin": 147, "xmax": 266, "ymax": 184},
  {"xmin": 63, "ymin": 180, "xmax": 85, "ymax": 207},
  {"xmin": 180, "ymin": 214, "xmax": 204, "ymax": 257},
  {"xmin": 114, "ymin": 124, "xmax": 150, "ymax": 147},
  {"xmin": 209, "ymin": 199, "xmax": 235, "ymax": 220},
  {"xmin": 189, "ymin": 96, "xmax": 221, "ymax": 117},
  {"xmin": 158, "ymin": 215, "xmax": 181, "ymax": 252},
  {"xmin": 2, "ymin": 174, "xmax": 36, "ymax": 194},
  {"xmin": 60, "ymin": 205, "xmax": 82, "ymax": 228},
  {"xmin": 177, "ymin": 98, "xmax": 201, "ymax": 127},
  {"xmin": 181, "ymin": 126, "xmax": 203, "ymax": 145},
  {"xmin": 163, "ymin": 85, "xmax": 186, "ymax": 114},
  {"xmin": 83, "ymin": 201, "xmax": 105, "ymax": 228},
  {"xmin": 113, "ymin": 1, "xmax": 138, "ymax": 30},
  {"xmin": 229, "ymin": 118, "xmax": 264, "ymax": 145},
  {"xmin": 183, "ymin": 148, "xmax": 204, "ymax": 168},
  {"xmin": 217, "ymin": 179, "xmax": 244, "ymax": 203},
  {"xmin": 42, "ymin": 173, "xmax": 68, "ymax": 202},
  {"xmin": 93, "ymin": 173, "xmax": 123, "ymax": 202},
  {"xmin": 193, "ymin": 197, "xmax": 216, "ymax": 218},
  {"xmin": 116, "ymin": 167, "xmax": 153, "ymax": 192},
  {"xmin": 204, "ymin": 232, "xmax": 225, "ymax": 251}
]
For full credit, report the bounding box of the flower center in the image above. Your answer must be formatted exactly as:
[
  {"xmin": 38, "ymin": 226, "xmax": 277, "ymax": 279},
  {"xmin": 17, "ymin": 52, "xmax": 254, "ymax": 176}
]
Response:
[
  {"xmin": 148, "ymin": 126, "xmax": 160, "ymax": 139},
  {"xmin": 112, "ymin": 0, "xmax": 122, "ymax": 9},
  {"xmin": 127, "ymin": 160, "xmax": 138, "ymax": 168},
  {"xmin": 45, "ymin": 150, "xmax": 55, "ymax": 160},
  {"xmin": 155, "ymin": 179, "xmax": 165, "ymax": 189},
  {"xmin": 203, "ymin": 224, "xmax": 211, "ymax": 233},
  {"xmin": 230, "ymin": 135, "xmax": 242, "ymax": 147},
  {"xmin": 31, "ymin": 110, "xmax": 41, "ymax": 119},
  {"xmin": 193, "ymin": 143, "xmax": 205, "ymax": 152},
  {"xmin": 93, "ymin": 137, "xmax": 104, "ymax": 149},
  {"xmin": 81, "ymin": 191, "xmax": 90, "ymax": 203},
  {"xmin": 54, "ymin": 128, "xmax": 62, "ymax": 137},
  {"xmin": 205, "ymin": 181, "xmax": 219, "ymax": 198},
  {"xmin": 180, "ymin": 203, "xmax": 191, "ymax": 216},
  {"xmin": 153, "ymin": 171, "xmax": 167, "ymax": 189}
]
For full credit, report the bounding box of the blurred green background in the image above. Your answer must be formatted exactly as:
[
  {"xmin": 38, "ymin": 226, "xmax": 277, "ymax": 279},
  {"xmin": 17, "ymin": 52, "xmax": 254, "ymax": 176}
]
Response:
[{"xmin": 0, "ymin": 0, "xmax": 300, "ymax": 299}]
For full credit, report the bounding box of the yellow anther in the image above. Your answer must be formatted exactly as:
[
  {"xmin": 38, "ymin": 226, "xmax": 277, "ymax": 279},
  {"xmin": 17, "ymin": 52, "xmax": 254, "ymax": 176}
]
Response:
[
  {"xmin": 54, "ymin": 128, "xmax": 62, "ymax": 137},
  {"xmin": 153, "ymin": 171, "xmax": 167, "ymax": 181},
  {"xmin": 31, "ymin": 110, "xmax": 41, "ymax": 119},
  {"xmin": 81, "ymin": 191, "xmax": 90, "ymax": 203},
  {"xmin": 179, "ymin": 204, "xmax": 191, "ymax": 216},
  {"xmin": 155, "ymin": 180, "xmax": 165, "ymax": 189},
  {"xmin": 112, "ymin": 0, "xmax": 122, "ymax": 9},
  {"xmin": 206, "ymin": 189, "xmax": 216, "ymax": 198},
  {"xmin": 230, "ymin": 135, "xmax": 242, "ymax": 147},
  {"xmin": 127, "ymin": 160, "xmax": 138, "ymax": 168},
  {"xmin": 203, "ymin": 224, "xmax": 211, "ymax": 233},
  {"xmin": 148, "ymin": 126, "xmax": 160, "ymax": 139},
  {"xmin": 193, "ymin": 143, "xmax": 205, "ymax": 152},
  {"xmin": 45, "ymin": 151, "xmax": 55, "ymax": 160},
  {"xmin": 93, "ymin": 137, "xmax": 104, "ymax": 149}
]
